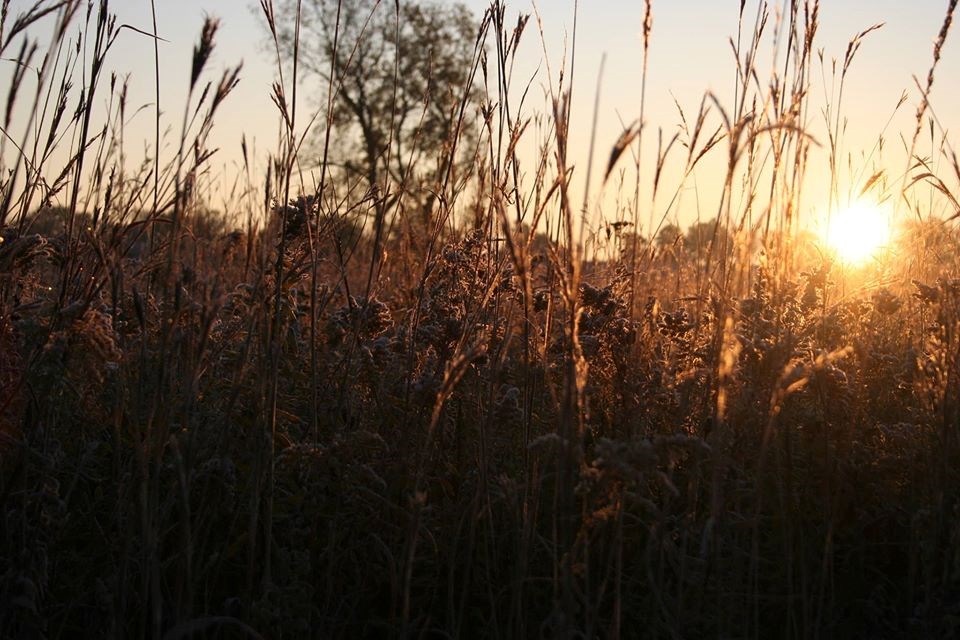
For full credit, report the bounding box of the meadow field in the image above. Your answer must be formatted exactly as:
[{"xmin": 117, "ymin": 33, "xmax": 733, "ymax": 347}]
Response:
[{"xmin": 3, "ymin": 0, "xmax": 960, "ymax": 637}]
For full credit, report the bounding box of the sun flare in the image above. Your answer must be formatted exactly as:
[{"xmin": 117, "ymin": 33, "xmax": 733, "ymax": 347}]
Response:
[{"xmin": 823, "ymin": 201, "xmax": 891, "ymax": 264}]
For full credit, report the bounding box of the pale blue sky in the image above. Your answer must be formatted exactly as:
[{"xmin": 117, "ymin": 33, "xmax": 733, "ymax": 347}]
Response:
[{"xmin": 5, "ymin": 0, "xmax": 960, "ymax": 230}]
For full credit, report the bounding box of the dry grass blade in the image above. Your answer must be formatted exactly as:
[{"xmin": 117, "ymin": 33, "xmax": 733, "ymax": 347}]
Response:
[
  {"xmin": 190, "ymin": 16, "xmax": 219, "ymax": 92},
  {"xmin": 1, "ymin": 0, "xmax": 75, "ymax": 54},
  {"xmin": 604, "ymin": 120, "xmax": 640, "ymax": 184},
  {"xmin": 859, "ymin": 169, "xmax": 885, "ymax": 197},
  {"xmin": 843, "ymin": 22, "xmax": 884, "ymax": 75}
]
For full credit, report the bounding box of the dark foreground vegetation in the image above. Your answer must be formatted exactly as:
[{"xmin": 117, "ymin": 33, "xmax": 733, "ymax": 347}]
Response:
[{"xmin": 3, "ymin": 0, "xmax": 960, "ymax": 638}]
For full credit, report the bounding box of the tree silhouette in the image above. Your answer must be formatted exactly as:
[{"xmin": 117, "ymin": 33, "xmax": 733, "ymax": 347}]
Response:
[
  {"xmin": 656, "ymin": 223, "xmax": 682, "ymax": 249},
  {"xmin": 272, "ymin": 0, "xmax": 481, "ymax": 198},
  {"xmin": 684, "ymin": 217, "xmax": 732, "ymax": 260}
]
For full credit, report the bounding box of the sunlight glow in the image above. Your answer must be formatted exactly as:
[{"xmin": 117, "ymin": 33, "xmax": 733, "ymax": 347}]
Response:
[{"xmin": 824, "ymin": 201, "xmax": 891, "ymax": 264}]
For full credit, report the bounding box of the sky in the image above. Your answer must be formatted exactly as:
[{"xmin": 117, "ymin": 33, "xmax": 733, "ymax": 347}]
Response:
[{"xmin": 5, "ymin": 0, "xmax": 960, "ymax": 234}]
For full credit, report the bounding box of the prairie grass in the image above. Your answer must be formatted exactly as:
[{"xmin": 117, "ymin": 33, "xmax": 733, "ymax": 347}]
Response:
[{"xmin": 2, "ymin": 0, "xmax": 960, "ymax": 638}]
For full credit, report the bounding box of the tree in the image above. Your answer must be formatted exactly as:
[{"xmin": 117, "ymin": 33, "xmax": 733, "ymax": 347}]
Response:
[
  {"xmin": 656, "ymin": 223, "xmax": 682, "ymax": 249},
  {"xmin": 273, "ymin": 0, "xmax": 482, "ymax": 197},
  {"xmin": 684, "ymin": 217, "xmax": 733, "ymax": 259}
]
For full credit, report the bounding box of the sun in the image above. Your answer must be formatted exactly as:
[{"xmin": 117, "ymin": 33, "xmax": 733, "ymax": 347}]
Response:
[{"xmin": 823, "ymin": 201, "xmax": 891, "ymax": 264}]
